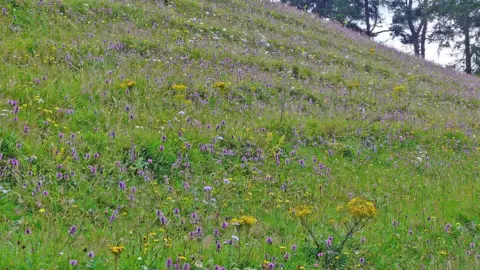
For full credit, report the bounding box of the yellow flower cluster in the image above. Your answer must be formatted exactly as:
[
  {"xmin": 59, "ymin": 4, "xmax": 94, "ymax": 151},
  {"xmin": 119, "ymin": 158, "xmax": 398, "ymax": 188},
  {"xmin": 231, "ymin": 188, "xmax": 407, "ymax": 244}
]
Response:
[
  {"xmin": 108, "ymin": 245, "xmax": 125, "ymax": 255},
  {"xmin": 213, "ymin": 82, "xmax": 229, "ymax": 89},
  {"xmin": 393, "ymin": 85, "xmax": 406, "ymax": 94},
  {"xmin": 120, "ymin": 79, "xmax": 136, "ymax": 88},
  {"xmin": 346, "ymin": 198, "xmax": 377, "ymax": 220},
  {"xmin": 172, "ymin": 83, "xmax": 187, "ymax": 91},
  {"xmin": 231, "ymin": 215, "xmax": 257, "ymax": 226},
  {"xmin": 290, "ymin": 205, "xmax": 313, "ymax": 218}
]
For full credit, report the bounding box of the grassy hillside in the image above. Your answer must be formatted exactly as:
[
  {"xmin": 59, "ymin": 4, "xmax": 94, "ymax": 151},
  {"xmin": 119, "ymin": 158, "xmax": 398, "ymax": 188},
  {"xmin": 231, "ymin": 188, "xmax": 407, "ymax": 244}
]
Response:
[{"xmin": 1, "ymin": 0, "xmax": 480, "ymax": 268}]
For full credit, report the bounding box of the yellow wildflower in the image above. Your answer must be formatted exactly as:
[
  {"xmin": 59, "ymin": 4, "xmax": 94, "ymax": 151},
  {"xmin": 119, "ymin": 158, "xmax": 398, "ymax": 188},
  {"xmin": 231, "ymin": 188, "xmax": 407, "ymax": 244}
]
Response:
[
  {"xmin": 231, "ymin": 215, "xmax": 257, "ymax": 226},
  {"xmin": 290, "ymin": 205, "xmax": 312, "ymax": 218},
  {"xmin": 126, "ymin": 80, "xmax": 136, "ymax": 87},
  {"xmin": 108, "ymin": 246, "xmax": 125, "ymax": 255},
  {"xmin": 213, "ymin": 82, "xmax": 228, "ymax": 89},
  {"xmin": 172, "ymin": 83, "xmax": 187, "ymax": 91},
  {"xmin": 346, "ymin": 197, "xmax": 377, "ymax": 220},
  {"xmin": 119, "ymin": 79, "xmax": 136, "ymax": 89},
  {"xmin": 39, "ymin": 208, "xmax": 46, "ymax": 213}
]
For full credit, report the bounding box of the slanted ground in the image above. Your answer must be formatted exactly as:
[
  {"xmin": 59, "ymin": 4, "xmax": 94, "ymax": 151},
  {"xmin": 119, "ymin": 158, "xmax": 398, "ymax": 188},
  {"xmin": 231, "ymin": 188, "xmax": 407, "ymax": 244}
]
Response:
[{"xmin": 1, "ymin": 0, "xmax": 480, "ymax": 269}]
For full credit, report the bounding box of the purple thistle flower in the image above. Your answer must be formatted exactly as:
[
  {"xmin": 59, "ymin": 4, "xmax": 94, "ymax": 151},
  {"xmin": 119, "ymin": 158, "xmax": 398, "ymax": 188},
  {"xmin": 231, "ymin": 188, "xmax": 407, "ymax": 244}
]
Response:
[
  {"xmin": 10, "ymin": 158, "xmax": 19, "ymax": 167},
  {"xmin": 69, "ymin": 260, "xmax": 78, "ymax": 266},
  {"xmin": 25, "ymin": 228, "xmax": 32, "ymax": 235},
  {"xmin": 268, "ymin": 262, "xmax": 275, "ymax": 269},
  {"xmin": 160, "ymin": 215, "xmax": 168, "ymax": 225},
  {"xmin": 118, "ymin": 181, "xmax": 126, "ymax": 190},
  {"xmin": 266, "ymin": 237, "xmax": 273, "ymax": 245},
  {"xmin": 69, "ymin": 225, "xmax": 78, "ymax": 236},
  {"xmin": 182, "ymin": 263, "xmax": 191, "ymax": 270},
  {"xmin": 166, "ymin": 258, "xmax": 173, "ymax": 268},
  {"xmin": 109, "ymin": 210, "xmax": 119, "ymax": 223},
  {"xmin": 88, "ymin": 251, "xmax": 95, "ymax": 259},
  {"xmin": 298, "ymin": 159, "xmax": 305, "ymax": 166},
  {"xmin": 291, "ymin": 244, "xmax": 297, "ymax": 251},
  {"xmin": 359, "ymin": 257, "xmax": 365, "ymax": 264},
  {"xmin": 203, "ymin": 186, "xmax": 213, "ymax": 192}
]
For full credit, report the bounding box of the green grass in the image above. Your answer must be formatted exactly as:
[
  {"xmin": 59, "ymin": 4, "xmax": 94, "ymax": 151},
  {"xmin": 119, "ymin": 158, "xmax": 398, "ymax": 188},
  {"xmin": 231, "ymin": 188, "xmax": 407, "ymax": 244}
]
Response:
[{"xmin": 1, "ymin": 0, "xmax": 480, "ymax": 269}]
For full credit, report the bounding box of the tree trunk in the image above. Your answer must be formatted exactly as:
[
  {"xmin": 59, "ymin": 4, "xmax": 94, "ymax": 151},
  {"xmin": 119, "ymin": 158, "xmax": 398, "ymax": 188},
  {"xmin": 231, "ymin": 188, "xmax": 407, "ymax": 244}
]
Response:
[
  {"xmin": 420, "ymin": 19, "xmax": 428, "ymax": 59},
  {"xmin": 365, "ymin": 0, "xmax": 371, "ymax": 36},
  {"xmin": 464, "ymin": 24, "xmax": 472, "ymax": 74},
  {"xmin": 412, "ymin": 33, "xmax": 420, "ymax": 56},
  {"xmin": 406, "ymin": 0, "xmax": 421, "ymax": 56}
]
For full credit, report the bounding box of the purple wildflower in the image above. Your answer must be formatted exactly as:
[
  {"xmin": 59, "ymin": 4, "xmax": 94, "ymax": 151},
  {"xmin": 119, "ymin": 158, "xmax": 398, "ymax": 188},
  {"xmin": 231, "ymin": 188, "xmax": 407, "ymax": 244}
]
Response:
[
  {"xmin": 118, "ymin": 181, "xmax": 126, "ymax": 190},
  {"xmin": 266, "ymin": 237, "xmax": 273, "ymax": 245},
  {"xmin": 69, "ymin": 225, "xmax": 78, "ymax": 236},
  {"xmin": 166, "ymin": 258, "xmax": 173, "ymax": 268}
]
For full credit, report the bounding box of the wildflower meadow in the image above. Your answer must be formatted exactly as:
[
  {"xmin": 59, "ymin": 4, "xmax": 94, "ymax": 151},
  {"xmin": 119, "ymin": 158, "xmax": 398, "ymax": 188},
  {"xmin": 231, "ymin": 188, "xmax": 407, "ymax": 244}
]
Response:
[{"xmin": 1, "ymin": 0, "xmax": 480, "ymax": 269}]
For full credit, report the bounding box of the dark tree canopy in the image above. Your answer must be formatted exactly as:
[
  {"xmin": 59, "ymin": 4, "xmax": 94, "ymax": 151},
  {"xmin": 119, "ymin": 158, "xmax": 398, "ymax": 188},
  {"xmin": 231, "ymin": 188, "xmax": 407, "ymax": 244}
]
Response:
[
  {"xmin": 282, "ymin": 0, "xmax": 480, "ymax": 74},
  {"xmin": 388, "ymin": 0, "xmax": 432, "ymax": 58},
  {"xmin": 430, "ymin": 0, "xmax": 480, "ymax": 73},
  {"xmin": 281, "ymin": 0, "xmax": 387, "ymax": 37}
]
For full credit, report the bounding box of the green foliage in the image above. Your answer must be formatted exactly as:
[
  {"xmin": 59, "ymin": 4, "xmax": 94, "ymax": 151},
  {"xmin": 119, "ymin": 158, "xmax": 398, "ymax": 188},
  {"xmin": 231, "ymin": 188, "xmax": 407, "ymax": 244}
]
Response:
[{"xmin": 0, "ymin": 0, "xmax": 480, "ymax": 269}]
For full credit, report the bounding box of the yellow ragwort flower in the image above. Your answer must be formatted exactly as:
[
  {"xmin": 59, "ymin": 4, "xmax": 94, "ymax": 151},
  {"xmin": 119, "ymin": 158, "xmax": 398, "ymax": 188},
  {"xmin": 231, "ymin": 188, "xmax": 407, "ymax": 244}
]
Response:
[
  {"xmin": 108, "ymin": 245, "xmax": 125, "ymax": 255},
  {"xmin": 346, "ymin": 197, "xmax": 377, "ymax": 220},
  {"xmin": 240, "ymin": 215, "xmax": 257, "ymax": 226},
  {"xmin": 126, "ymin": 80, "xmax": 136, "ymax": 87},
  {"xmin": 213, "ymin": 82, "xmax": 228, "ymax": 89},
  {"xmin": 232, "ymin": 215, "xmax": 257, "ymax": 226},
  {"xmin": 291, "ymin": 205, "xmax": 312, "ymax": 218},
  {"xmin": 172, "ymin": 83, "xmax": 187, "ymax": 91}
]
